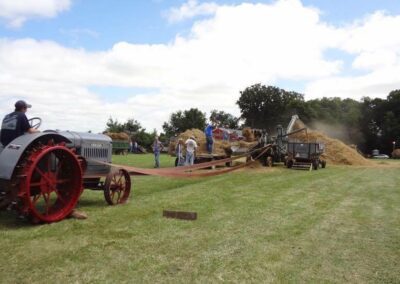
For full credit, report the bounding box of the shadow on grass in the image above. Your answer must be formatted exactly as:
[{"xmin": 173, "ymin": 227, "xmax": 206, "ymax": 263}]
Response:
[{"xmin": 0, "ymin": 211, "xmax": 34, "ymax": 229}]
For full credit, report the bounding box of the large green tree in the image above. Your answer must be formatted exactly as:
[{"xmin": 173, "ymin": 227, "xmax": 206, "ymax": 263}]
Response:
[
  {"xmin": 104, "ymin": 117, "xmax": 160, "ymax": 150},
  {"xmin": 162, "ymin": 108, "xmax": 207, "ymax": 137},
  {"xmin": 105, "ymin": 117, "xmax": 141, "ymax": 134},
  {"xmin": 305, "ymin": 97, "xmax": 364, "ymax": 145},
  {"xmin": 209, "ymin": 110, "xmax": 240, "ymax": 129},
  {"xmin": 237, "ymin": 84, "xmax": 306, "ymax": 131},
  {"xmin": 361, "ymin": 90, "xmax": 400, "ymax": 154}
]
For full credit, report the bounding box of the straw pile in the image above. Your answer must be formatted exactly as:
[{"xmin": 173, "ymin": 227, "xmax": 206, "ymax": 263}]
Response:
[
  {"xmin": 290, "ymin": 120, "xmax": 372, "ymax": 166},
  {"xmin": 392, "ymin": 149, "xmax": 400, "ymax": 159},
  {"xmin": 169, "ymin": 129, "xmax": 235, "ymax": 156},
  {"xmin": 242, "ymin": 127, "xmax": 255, "ymax": 142},
  {"xmin": 105, "ymin": 132, "xmax": 130, "ymax": 141}
]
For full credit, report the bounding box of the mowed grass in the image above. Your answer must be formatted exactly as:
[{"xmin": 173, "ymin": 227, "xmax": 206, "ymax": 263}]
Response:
[{"xmin": 0, "ymin": 154, "xmax": 399, "ymax": 283}]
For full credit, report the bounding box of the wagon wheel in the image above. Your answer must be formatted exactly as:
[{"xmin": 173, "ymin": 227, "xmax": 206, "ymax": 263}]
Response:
[
  {"xmin": 18, "ymin": 143, "xmax": 83, "ymax": 223},
  {"xmin": 312, "ymin": 160, "xmax": 319, "ymax": 170},
  {"xmin": 104, "ymin": 169, "xmax": 131, "ymax": 205}
]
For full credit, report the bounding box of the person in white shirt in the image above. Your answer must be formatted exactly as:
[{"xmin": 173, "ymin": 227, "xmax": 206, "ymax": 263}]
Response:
[{"xmin": 185, "ymin": 136, "xmax": 198, "ymax": 165}]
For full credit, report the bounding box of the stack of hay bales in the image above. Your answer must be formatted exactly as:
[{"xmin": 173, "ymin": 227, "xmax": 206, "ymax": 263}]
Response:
[
  {"xmin": 290, "ymin": 120, "xmax": 372, "ymax": 166},
  {"xmin": 105, "ymin": 132, "xmax": 130, "ymax": 141},
  {"xmin": 392, "ymin": 149, "xmax": 400, "ymax": 159},
  {"xmin": 169, "ymin": 129, "xmax": 230, "ymax": 156}
]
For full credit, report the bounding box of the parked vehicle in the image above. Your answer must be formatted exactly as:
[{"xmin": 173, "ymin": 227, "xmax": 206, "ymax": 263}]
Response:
[{"xmin": 372, "ymin": 154, "xmax": 389, "ymax": 159}]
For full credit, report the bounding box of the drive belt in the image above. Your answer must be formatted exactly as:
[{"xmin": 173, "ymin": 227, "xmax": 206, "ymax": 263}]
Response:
[{"xmin": 88, "ymin": 144, "xmax": 272, "ymax": 178}]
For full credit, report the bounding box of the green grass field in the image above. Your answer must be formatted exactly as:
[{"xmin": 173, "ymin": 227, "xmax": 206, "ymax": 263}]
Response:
[{"xmin": 1, "ymin": 154, "xmax": 399, "ymax": 283}]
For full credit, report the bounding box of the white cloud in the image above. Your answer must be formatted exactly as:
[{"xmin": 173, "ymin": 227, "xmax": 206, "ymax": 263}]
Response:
[
  {"xmin": 1, "ymin": 0, "xmax": 400, "ymax": 133},
  {"xmin": 305, "ymin": 11, "xmax": 400, "ymax": 99},
  {"xmin": 164, "ymin": 0, "xmax": 218, "ymax": 23},
  {"xmin": 0, "ymin": 0, "xmax": 71, "ymax": 27}
]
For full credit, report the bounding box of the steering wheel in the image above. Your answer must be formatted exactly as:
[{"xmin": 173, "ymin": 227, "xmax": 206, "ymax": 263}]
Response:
[{"xmin": 28, "ymin": 117, "xmax": 42, "ymax": 129}]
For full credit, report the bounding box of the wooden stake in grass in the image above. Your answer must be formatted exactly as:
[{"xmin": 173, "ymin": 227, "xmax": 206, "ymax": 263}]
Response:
[{"xmin": 163, "ymin": 210, "xmax": 197, "ymax": 221}]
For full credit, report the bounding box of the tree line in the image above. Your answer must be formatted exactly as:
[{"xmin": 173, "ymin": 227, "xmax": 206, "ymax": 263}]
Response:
[{"xmin": 105, "ymin": 84, "xmax": 400, "ymax": 155}]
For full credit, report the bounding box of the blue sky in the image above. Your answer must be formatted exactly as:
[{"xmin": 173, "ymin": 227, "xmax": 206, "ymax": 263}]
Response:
[
  {"xmin": 1, "ymin": 0, "xmax": 399, "ymax": 50},
  {"xmin": 0, "ymin": 0, "xmax": 399, "ymax": 132}
]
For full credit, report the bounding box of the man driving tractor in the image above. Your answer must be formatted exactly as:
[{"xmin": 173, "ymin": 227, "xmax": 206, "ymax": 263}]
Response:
[
  {"xmin": 1, "ymin": 100, "xmax": 39, "ymax": 147},
  {"xmin": 0, "ymin": 100, "xmax": 87, "ymax": 220}
]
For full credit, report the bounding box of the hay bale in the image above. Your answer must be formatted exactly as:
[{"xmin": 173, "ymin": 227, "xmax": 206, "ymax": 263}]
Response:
[
  {"xmin": 392, "ymin": 149, "xmax": 400, "ymax": 159},
  {"xmin": 105, "ymin": 132, "xmax": 130, "ymax": 141},
  {"xmin": 169, "ymin": 128, "xmax": 232, "ymax": 156},
  {"xmin": 291, "ymin": 120, "xmax": 372, "ymax": 166}
]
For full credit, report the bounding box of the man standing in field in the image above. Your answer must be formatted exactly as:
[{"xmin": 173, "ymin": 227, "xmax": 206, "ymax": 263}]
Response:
[
  {"xmin": 185, "ymin": 136, "xmax": 198, "ymax": 165},
  {"xmin": 204, "ymin": 122, "xmax": 215, "ymax": 154},
  {"xmin": 152, "ymin": 136, "xmax": 164, "ymax": 168}
]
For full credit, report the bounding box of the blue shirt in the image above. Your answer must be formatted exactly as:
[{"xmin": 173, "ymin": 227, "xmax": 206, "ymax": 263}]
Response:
[
  {"xmin": 205, "ymin": 125, "xmax": 214, "ymax": 137},
  {"xmin": 153, "ymin": 140, "xmax": 162, "ymax": 153},
  {"xmin": 1, "ymin": 111, "xmax": 31, "ymax": 146}
]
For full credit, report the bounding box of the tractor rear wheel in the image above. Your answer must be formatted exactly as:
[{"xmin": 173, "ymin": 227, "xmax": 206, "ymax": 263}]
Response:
[
  {"xmin": 104, "ymin": 169, "xmax": 131, "ymax": 205},
  {"xmin": 18, "ymin": 143, "xmax": 83, "ymax": 223}
]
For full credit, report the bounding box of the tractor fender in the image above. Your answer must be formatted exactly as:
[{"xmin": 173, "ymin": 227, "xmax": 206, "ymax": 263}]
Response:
[{"xmin": 0, "ymin": 132, "xmax": 71, "ymax": 180}]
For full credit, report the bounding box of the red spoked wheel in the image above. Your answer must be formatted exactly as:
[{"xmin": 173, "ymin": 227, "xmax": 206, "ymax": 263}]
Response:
[
  {"xmin": 104, "ymin": 169, "xmax": 131, "ymax": 205},
  {"xmin": 18, "ymin": 143, "xmax": 83, "ymax": 223}
]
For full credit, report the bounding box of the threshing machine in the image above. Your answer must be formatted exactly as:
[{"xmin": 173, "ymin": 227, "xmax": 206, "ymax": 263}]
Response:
[
  {"xmin": 254, "ymin": 115, "xmax": 327, "ymax": 170},
  {"xmin": 0, "ymin": 117, "xmax": 131, "ymax": 223}
]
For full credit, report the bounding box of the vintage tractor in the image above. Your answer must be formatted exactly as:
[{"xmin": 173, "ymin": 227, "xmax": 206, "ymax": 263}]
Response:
[{"xmin": 0, "ymin": 117, "xmax": 131, "ymax": 223}]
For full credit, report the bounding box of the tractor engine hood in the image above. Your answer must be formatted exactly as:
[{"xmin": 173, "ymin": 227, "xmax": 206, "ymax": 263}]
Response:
[{"xmin": 53, "ymin": 131, "xmax": 112, "ymax": 149}]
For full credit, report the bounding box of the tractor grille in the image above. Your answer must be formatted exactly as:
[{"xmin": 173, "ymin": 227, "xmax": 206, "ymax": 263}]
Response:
[{"xmin": 82, "ymin": 147, "xmax": 109, "ymax": 159}]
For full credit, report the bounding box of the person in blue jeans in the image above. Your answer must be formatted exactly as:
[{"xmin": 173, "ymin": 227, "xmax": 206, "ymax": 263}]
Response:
[
  {"xmin": 185, "ymin": 136, "xmax": 198, "ymax": 165},
  {"xmin": 152, "ymin": 136, "xmax": 164, "ymax": 168},
  {"xmin": 204, "ymin": 123, "xmax": 215, "ymax": 154}
]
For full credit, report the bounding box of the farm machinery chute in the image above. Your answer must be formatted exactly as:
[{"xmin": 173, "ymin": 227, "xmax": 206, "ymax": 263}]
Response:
[{"xmin": 0, "ymin": 117, "xmax": 131, "ymax": 223}]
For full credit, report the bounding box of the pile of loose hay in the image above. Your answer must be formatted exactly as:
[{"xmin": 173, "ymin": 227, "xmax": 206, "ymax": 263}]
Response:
[
  {"xmin": 105, "ymin": 132, "xmax": 130, "ymax": 141},
  {"xmin": 290, "ymin": 120, "xmax": 372, "ymax": 166},
  {"xmin": 392, "ymin": 149, "xmax": 400, "ymax": 159},
  {"xmin": 242, "ymin": 127, "xmax": 255, "ymax": 142},
  {"xmin": 169, "ymin": 129, "xmax": 257, "ymax": 156}
]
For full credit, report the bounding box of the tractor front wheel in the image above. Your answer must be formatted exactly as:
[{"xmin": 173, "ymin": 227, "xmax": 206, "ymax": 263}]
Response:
[{"xmin": 104, "ymin": 169, "xmax": 131, "ymax": 205}]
